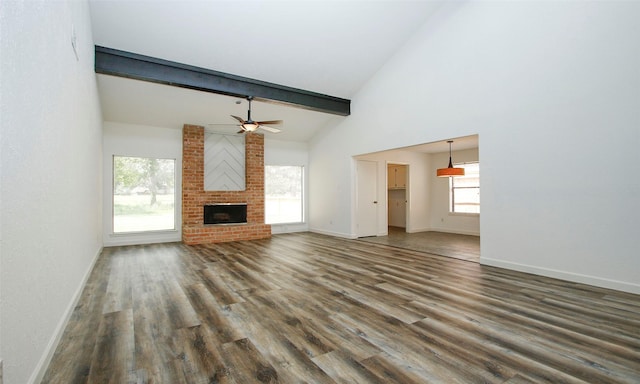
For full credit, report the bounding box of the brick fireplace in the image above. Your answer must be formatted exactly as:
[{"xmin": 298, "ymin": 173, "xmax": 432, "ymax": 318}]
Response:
[{"xmin": 182, "ymin": 124, "xmax": 271, "ymax": 244}]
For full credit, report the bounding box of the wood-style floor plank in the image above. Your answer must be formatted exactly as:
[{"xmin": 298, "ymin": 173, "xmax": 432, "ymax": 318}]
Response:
[
  {"xmin": 86, "ymin": 309, "xmax": 135, "ymax": 384},
  {"xmin": 42, "ymin": 232, "xmax": 640, "ymax": 383}
]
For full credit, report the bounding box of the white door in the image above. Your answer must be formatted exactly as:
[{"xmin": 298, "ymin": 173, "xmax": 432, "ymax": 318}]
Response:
[{"xmin": 356, "ymin": 160, "xmax": 378, "ymax": 237}]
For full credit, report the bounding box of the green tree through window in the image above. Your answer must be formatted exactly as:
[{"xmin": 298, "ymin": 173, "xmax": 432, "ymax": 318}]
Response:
[
  {"xmin": 113, "ymin": 156, "xmax": 176, "ymax": 233},
  {"xmin": 265, "ymin": 165, "xmax": 303, "ymax": 224}
]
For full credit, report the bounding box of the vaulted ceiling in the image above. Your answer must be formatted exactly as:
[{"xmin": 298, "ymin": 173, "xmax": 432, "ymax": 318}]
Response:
[{"xmin": 90, "ymin": 0, "xmax": 445, "ymax": 141}]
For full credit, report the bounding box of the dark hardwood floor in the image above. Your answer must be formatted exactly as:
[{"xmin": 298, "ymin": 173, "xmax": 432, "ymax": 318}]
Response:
[{"xmin": 42, "ymin": 232, "xmax": 640, "ymax": 383}]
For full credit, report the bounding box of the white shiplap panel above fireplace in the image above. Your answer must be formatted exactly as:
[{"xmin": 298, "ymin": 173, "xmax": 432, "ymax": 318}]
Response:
[{"xmin": 204, "ymin": 133, "xmax": 245, "ymax": 191}]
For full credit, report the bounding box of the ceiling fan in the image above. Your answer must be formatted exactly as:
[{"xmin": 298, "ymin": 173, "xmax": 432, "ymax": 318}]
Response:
[{"xmin": 229, "ymin": 96, "xmax": 282, "ymax": 134}]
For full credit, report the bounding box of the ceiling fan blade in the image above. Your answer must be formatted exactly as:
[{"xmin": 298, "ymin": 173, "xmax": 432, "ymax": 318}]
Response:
[
  {"xmin": 258, "ymin": 125, "xmax": 281, "ymax": 133},
  {"xmin": 256, "ymin": 120, "xmax": 283, "ymax": 126},
  {"xmin": 231, "ymin": 115, "xmax": 245, "ymax": 124}
]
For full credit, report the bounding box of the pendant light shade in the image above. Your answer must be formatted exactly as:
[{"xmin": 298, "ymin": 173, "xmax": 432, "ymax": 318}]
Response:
[{"xmin": 437, "ymin": 140, "xmax": 465, "ymax": 177}]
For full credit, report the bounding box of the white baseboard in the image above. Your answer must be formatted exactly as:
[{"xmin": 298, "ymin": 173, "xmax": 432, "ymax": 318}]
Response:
[
  {"xmin": 29, "ymin": 246, "xmax": 103, "ymax": 384},
  {"xmin": 420, "ymin": 227, "xmax": 480, "ymax": 236},
  {"xmin": 405, "ymin": 227, "xmax": 430, "ymax": 234},
  {"xmin": 481, "ymin": 257, "xmax": 640, "ymax": 295},
  {"xmin": 309, "ymin": 228, "xmax": 357, "ymax": 239},
  {"xmin": 270, "ymin": 223, "xmax": 309, "ymax": 234}
]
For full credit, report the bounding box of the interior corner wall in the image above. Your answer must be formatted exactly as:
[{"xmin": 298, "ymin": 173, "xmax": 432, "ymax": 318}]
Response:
[
  {"xmin": 265, "ymin": 139, "xmax": 310, "ymax": 233},
  {"xmin": 309, "ymin": 1, "xmax": 640, "ymax": 293},
  {"xmin": 0, "ymin": 1, "xmax": 104, "ymax": 383},
  {"xmin": 103, "ymin": 122, "xmax": 183, "ymax": 246}
]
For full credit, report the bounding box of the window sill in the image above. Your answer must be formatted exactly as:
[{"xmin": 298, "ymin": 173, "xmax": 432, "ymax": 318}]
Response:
[
  {"xmin": 105, "ymin": 229, "xmax": 182, "ymax": 247},
  {"xmin": 111, "ymin": 229, "xmax": 179, "ymax": 236}
]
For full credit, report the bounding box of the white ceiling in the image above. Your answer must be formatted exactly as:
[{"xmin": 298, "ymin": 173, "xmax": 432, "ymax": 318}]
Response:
[
  {"xmin": 91, "ymin": 1, "xmax": 478, "ymax": 153},
  {"xmin": 90, "ymin": 0, "xmax": 446, "ymax": 142},
  {"xmin": 96, "ymin": 74, "xmax": 346, "ymax": 141}
]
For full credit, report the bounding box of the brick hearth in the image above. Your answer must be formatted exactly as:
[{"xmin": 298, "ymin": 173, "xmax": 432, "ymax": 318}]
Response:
[{"xmin": 182, "ymin": 124, "xmax": 271, "ymax": 244}]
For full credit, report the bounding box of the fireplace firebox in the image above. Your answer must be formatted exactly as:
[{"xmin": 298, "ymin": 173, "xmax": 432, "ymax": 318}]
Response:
[{"xmin": 204, "ymin": 203, "xmax": 247, "ymax": 225}]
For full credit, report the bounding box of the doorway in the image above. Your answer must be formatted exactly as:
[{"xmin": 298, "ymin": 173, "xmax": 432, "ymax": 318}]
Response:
[
  {"xmin": 387, "ymin": 163, "xmax": 408, "ymax": 232},
  {"xmin": 354, "ymin": 134, "xmax": 480, "ymax": 262}
]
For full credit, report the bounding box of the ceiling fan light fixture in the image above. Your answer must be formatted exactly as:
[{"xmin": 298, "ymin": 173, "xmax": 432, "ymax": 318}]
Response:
[
  {"xmin": 222, "ymin": 96, "xmax": 281, "ymax": 134},
  {"xmin": 437, "ymin": 140, "xmax": 465, "ymax": 177},
  {"xmin": 242, "ymin": 122, "xmax": 259, "ymax": 132}
]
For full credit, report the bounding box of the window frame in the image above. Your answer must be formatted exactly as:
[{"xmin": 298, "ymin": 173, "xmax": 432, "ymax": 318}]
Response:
[
  {"xmin": 449, "ymin": 161, "xmax": 480, "ymax": 215},
  {"xmin": 112, "ymin": 155, "xmax": 177, "ymax": 234},
  {"xmin": 264, "ymin": 165, "xmax": 305, "ymax": 225}
]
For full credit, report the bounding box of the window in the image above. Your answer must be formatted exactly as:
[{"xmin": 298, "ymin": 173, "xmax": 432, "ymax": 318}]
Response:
[
  {"xmin": 113, "ymin": 156, "xmax": 176, "ymax": 233},
  {"xmin": 450, "ymin": 162, "xmax": 480, "ymax": 214},
  {"xmin": 265, "ymin": 165, "xmax": 303, "ymax": 224}
]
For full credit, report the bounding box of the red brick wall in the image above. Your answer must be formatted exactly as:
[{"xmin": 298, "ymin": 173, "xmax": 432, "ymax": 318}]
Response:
[{"xmin": 182, "ymin": 124, "xmax": 271, "ymax": 244}]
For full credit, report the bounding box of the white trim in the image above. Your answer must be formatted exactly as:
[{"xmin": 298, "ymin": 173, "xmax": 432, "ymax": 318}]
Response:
[
  {"xmin": 104, "ymin": 230, "xmax": 181, "ymax": 247},
  {"xmin": 29, "ymin": 246, "xmax": 103, "ymax": 384},
  {"xmin": 433, "ymin": 228, "xmax": 480, "ymax": 236},
  {"xmin": 448, "ymin": 212, "xmax": 479, "ymax": 218},
  {"xmin": 411, "ymin": 227, "xmax": 480, "ymax": 236},
  {"xmin": 384, "ymin": 227, "xmax": 480, "ymax": 236},
  {"xmin": 405, "ymin": 227, "xmax": 431, "ymax": 234},
  {"xmin": 270, "ymin": 223, "xmax": 309, "ymax": 234},
  {"xmin": 481, "ymin": 257, "xmax": 640, "ymax": 295},
  {"xmin": 310, "ymin": 228, "xmax": 357, "ymax": 239}
]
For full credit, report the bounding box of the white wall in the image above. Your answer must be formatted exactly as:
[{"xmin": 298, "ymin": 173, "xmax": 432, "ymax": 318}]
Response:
[
  {"xmin": 103, "ymin": 122, "xmax": 183, "ymax": 246},
  {"xmin": 265, "ymin": 139, "xmax": 309, "ymax": 233},
  {"xmin": 309, "ymin": 2, "xmax": 640, "ymax": 293},
  {"xmin": 429, "ymin": 148, "xmax": 480, "ymax": 235},
  {"xmin": 0, "ymin": 1, "xmax": 103, "ymax": 383}
]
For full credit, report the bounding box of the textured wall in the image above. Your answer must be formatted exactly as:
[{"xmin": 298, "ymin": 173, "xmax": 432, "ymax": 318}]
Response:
[{"xmin": 0, "ymin": 1, "xmax": 104, "ymax": 382}]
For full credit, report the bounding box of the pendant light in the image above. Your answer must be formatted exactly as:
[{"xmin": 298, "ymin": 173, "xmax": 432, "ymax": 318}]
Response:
[{"xmin": 437, "ymin": 140, "xmax": 465, "ymax": 177}]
